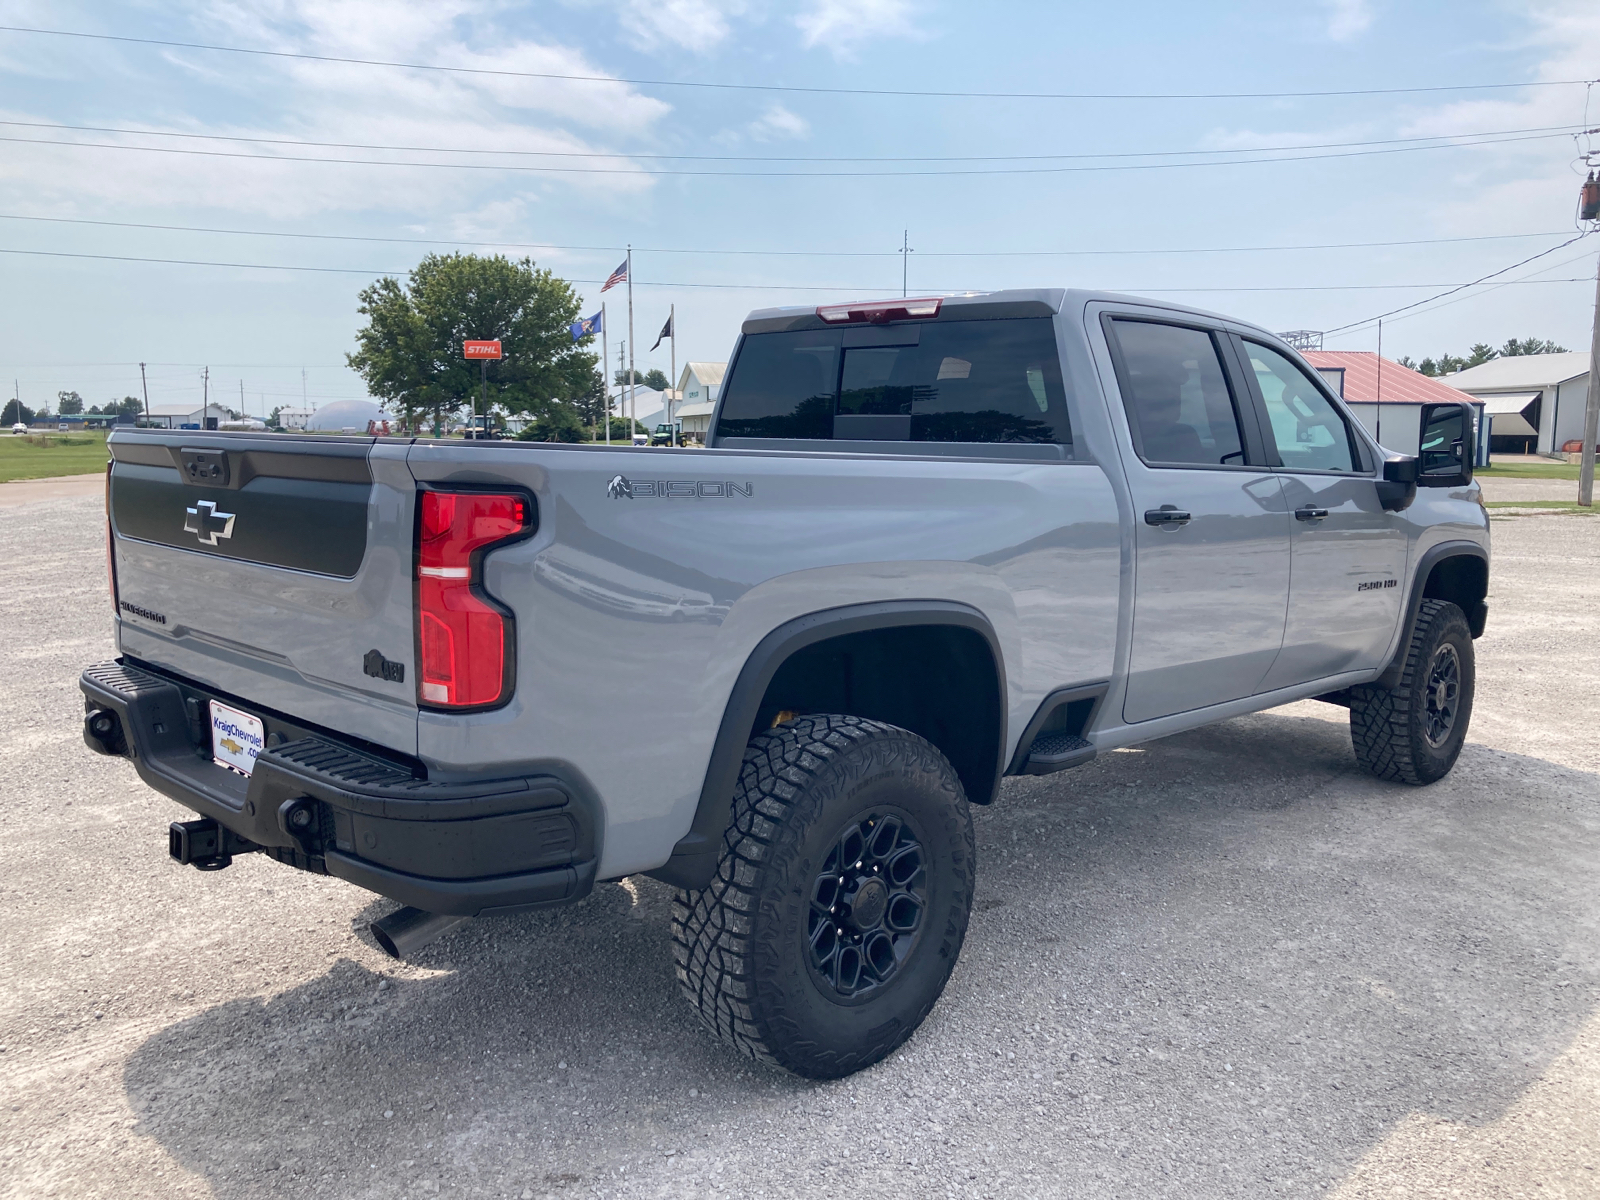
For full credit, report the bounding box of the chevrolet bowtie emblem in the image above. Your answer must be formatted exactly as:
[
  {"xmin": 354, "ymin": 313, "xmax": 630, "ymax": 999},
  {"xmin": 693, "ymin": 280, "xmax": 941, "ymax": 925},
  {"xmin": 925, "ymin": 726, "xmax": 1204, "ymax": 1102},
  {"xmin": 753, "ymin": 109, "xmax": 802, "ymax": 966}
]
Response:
[{"xmin": 184, "ymin": 499, "xmax": 236, "ymax": 546}]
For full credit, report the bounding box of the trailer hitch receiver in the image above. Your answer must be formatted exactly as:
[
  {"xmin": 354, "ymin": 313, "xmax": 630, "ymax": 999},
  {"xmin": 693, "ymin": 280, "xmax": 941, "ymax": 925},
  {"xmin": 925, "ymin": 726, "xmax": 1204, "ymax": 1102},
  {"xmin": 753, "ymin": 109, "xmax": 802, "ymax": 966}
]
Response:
[{"xmin": 169, "ymin": 818, "xmax": 259, "ymax": 871}]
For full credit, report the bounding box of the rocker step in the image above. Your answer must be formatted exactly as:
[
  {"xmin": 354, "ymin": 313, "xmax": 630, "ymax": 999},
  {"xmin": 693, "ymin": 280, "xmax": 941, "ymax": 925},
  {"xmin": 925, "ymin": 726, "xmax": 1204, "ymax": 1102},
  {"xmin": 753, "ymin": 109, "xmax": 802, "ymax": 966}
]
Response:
[{"xmin": 1022, "ymin": 732, "xmax": 1096, "ymax": 776}]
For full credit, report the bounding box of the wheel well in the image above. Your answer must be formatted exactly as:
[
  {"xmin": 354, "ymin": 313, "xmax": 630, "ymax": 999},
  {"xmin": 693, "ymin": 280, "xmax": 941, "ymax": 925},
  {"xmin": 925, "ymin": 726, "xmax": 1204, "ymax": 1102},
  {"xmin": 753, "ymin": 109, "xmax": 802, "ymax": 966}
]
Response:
[
  {"xmin": 1422, "ymin": 553, "xmax": 1488, "ymax": 636},
  {"xmin": 757, "ymin": 624, "xmax": 1005, "ymax": 806}
]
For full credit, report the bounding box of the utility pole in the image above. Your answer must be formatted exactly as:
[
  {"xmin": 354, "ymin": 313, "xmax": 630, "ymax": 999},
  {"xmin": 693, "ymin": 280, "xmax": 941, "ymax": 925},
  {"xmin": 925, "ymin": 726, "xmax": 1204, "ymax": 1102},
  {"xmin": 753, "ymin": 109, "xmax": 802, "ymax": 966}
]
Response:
[
  {"xmin": 1579, "ymin": 251, "xmax": 1600, "ymax": 506},
  {"xmin": 601, "ymin": 301, "xmax": 610, "ymax": 445},
  {"xmin": 900, "ymin": 229, "xmax": 914, "ymax": 298},
  {"xmin": 618, "ymin": 339, "xmax": 627, "ymax": 440},
  {"xmin": 478, "ymin": 359, "xmax": 488, "ymax": 436},
  {"xmin": 239, "ymin": 379, "xmax": 245, "ymax": 419},
  {"xmin": 302, "ymin": 368, "xmax": 308, "ymax": 409},
  {"xmin": 626, "ymin": 245, "xmax": 636, "ymax": 442},
  {"xmin": 202, "ymin": 366, "xmax": 209, "ymax": 416},
  {"xmin": 669, "ymin": 302, "xmax": 677, "ymax": 446},
  {"xmin": 1375, "ymin": 320, "xmax": 1383, "ymax": 446},
  {"xmin": 139, "ymin": 362, "xmax": 149, "ymax": 426}
]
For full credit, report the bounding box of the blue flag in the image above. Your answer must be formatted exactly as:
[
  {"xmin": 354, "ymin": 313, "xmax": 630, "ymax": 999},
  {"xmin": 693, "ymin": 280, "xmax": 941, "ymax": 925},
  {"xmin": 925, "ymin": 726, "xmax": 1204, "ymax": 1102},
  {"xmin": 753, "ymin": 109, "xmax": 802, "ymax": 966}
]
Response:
[{"xmin": 569, "ymin": 310, "xmax": 604, "ymax": 342}]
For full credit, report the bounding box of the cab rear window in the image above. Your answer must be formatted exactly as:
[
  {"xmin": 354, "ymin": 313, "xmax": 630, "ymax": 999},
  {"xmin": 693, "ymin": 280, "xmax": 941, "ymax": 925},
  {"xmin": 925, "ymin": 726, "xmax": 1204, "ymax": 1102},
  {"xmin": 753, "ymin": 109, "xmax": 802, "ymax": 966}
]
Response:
[{"xmin": 716, "ymin": 318, "xmax": 1071, "ymax": 445}]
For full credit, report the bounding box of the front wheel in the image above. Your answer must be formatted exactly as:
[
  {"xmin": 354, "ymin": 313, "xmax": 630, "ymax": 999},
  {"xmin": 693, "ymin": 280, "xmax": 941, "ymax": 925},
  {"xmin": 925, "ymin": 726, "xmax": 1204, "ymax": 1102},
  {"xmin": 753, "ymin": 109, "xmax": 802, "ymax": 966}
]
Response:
[
  {"xmin": 1348, "ymin": 598, "xmax": 1475, "ymax": 785},
  {"xmin": 671, "ymin": 715, "xmax": 975, "ymax": 1078}
]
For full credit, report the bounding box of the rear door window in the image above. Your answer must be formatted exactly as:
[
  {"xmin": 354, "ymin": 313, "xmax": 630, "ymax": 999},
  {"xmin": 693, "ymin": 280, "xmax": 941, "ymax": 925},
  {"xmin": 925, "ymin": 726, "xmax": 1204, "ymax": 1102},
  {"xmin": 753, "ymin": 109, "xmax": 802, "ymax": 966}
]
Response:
[
  {"xmin": 711, "ymin": 332, "xmax": 838, "ymax": 439},
  {"xmin": 1106, "ymin": 319, "xmax": 1248, "ymax": 467},
  {"xmin": 716, "ymin": 318, "xmax": 1071, "ymax": 445}
]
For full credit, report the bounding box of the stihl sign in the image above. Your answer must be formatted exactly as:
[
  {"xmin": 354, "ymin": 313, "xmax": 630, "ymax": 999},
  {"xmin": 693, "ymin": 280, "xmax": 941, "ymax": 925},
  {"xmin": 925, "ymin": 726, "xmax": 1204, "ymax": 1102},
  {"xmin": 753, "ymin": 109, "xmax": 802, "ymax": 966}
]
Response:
[{"xmin": 463, "ymin": 340, "xmax": 503, "ymax": 359}]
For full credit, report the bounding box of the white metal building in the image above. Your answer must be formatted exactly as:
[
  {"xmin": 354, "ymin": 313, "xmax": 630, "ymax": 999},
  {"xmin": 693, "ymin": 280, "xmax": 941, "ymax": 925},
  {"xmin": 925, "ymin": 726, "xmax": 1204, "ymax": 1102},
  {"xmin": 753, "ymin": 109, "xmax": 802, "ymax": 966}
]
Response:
[
  {"xmin": 1444, "ymin": 352, "xmax": 1591, "ymax": 456},
  {"xmin": 674, "ymin": 361, "xmax": 726, "ymax": 441},
  {"xmin": 676, "ymin": 362, "xmax": 725, "ymax": 407},
  {"xmin": 143, "ymin": 403, "xmax": 232, "ymax": 429}
]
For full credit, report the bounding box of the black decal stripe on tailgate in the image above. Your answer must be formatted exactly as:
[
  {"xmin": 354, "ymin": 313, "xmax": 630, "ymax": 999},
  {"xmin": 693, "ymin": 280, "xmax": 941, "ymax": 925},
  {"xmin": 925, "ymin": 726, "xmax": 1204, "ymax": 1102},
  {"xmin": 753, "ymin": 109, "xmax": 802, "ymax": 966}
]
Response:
[{"xmin": 111, "ymin": 462, "xmax": 370, "ymax": 577}]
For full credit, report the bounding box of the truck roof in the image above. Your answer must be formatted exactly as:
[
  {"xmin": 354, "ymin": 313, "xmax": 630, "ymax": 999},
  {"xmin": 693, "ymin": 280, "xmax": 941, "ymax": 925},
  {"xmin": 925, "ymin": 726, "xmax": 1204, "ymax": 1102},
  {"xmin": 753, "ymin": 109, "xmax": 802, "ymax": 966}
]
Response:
[{"xmin": 740, "ymin": 287, "xmax": 1272, "ymax": 339}]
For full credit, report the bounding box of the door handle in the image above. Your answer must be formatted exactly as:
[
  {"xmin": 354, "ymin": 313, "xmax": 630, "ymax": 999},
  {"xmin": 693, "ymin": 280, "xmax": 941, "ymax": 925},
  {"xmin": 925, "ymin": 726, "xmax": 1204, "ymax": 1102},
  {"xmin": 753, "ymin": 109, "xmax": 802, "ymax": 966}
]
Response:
[
  {"xmin": 1143, "ymin": 506, "xmax": 1192, "ymax": 528},
  {"xmin": 1295, "ymin": 506, "xmax": 1330, "ymax": 523}
]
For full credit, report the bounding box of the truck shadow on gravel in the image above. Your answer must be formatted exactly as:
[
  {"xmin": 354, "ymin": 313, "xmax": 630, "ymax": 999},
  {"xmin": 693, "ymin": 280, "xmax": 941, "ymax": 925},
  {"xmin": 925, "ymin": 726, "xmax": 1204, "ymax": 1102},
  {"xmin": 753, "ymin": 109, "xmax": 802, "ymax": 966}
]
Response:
[{"xmin": 122, "ymin": 709, "xmax": 1600, "ymax": 1199}]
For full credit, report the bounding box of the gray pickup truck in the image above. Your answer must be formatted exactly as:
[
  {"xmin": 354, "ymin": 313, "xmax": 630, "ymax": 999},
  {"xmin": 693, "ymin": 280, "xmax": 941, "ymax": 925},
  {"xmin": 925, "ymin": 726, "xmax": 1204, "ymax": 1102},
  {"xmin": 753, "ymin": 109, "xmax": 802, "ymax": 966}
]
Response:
[{"xmin": 81, "ymin": 289, "xmax": 1487, "ymax": 1079}]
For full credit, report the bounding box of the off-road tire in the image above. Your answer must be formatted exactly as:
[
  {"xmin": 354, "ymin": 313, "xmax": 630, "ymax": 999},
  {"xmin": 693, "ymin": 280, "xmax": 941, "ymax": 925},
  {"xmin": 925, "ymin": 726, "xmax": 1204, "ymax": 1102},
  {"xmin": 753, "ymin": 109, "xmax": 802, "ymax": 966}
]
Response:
[
  {"xmin": 671, "ymin": 714, "xmax": 975, "ymax": 1078},
  {"xmin": 1349, "ymin": 598, "xmax": 1474, "ymax": 785}
]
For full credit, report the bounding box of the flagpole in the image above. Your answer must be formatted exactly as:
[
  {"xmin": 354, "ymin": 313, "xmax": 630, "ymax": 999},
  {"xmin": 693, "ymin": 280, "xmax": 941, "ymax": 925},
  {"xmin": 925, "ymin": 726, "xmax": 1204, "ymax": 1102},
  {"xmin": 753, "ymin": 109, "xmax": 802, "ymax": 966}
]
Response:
[
  {"xmin": 669, "ymin": 302, "xmax": 677, "ymax": 447},
  {"xmin": 601, "ymin": 302, "xmax": 609, "ymax": 445},
  {"xmin": 626, "ymin": 245, "xmax": 636, "ymax": 443}
]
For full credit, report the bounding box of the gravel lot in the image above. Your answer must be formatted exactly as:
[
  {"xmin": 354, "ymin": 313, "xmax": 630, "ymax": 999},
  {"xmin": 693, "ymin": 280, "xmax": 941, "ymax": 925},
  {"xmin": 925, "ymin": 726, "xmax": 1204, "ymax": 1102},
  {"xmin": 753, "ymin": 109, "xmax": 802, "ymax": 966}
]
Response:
[{"xmin": 2, "ymin": 494, "xmax": 1597, "ymax": 1200}]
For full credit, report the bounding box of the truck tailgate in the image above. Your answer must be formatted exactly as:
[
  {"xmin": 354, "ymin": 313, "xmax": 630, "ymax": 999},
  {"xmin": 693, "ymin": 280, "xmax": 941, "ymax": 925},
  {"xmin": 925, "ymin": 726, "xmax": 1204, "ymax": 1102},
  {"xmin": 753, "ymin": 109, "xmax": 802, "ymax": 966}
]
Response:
[{"xmin": 107, "ymin": 431, "xmax": 419, "ymax": 756}]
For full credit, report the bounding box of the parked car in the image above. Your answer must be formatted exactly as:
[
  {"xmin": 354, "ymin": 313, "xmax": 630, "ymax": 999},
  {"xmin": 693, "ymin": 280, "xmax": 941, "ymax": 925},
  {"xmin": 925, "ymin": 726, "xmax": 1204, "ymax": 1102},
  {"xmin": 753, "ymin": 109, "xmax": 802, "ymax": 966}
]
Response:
[
  {"xmin": 82, "ymin": 289, "xmax": 1487, "ymax": 1079},
  {"xmin": 11, "ymin": 423, "xmax": 25, "ymax": 435}
]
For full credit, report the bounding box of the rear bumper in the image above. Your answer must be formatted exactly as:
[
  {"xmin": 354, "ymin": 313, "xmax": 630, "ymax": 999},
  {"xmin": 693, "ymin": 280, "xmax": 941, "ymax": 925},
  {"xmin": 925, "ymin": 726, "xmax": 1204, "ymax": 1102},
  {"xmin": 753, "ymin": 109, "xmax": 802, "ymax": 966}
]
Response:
[{"xmin": 79, "ymin": 658, "xmax": 596, "ymax": 917}]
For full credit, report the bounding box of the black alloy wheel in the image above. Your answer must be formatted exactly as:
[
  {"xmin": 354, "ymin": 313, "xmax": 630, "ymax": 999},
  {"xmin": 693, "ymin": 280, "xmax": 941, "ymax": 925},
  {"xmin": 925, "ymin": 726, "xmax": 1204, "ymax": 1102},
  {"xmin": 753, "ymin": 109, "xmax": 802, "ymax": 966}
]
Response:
[
  {"xmin": 807, "ymin": 810, "xmax": 927, "ymax": 1001},
  {"xmin": 1423, "ymin": 642, "xmax": 1462, "ymax": 748}
]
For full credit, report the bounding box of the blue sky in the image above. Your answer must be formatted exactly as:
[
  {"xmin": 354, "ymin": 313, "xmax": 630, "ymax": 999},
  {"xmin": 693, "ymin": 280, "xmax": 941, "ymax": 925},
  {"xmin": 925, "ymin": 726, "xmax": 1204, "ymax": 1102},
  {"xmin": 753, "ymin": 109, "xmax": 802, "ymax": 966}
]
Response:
[{"xmin": 0, "ymin": 0, "xmax": 1595, "ymax": 417}]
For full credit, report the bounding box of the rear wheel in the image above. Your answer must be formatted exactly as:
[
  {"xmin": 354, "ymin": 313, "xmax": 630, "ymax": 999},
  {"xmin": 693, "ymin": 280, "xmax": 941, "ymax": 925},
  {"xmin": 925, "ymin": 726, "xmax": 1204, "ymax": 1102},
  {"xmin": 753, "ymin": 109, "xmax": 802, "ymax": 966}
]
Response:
[
  {"xmin": 1348, "ymin": 598, "xmax": 1474, "ymax": 785},
  {"xmin": 671, "ymin": 715, "xmax": 975, "ymax": 1078}
]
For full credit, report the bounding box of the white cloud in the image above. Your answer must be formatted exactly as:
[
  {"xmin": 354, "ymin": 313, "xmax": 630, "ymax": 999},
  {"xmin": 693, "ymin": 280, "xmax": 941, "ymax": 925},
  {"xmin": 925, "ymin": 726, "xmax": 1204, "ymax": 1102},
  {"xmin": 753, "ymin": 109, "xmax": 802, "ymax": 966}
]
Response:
[
  {"xmin": 0, "ymin": 1, "xmax": 673, "ymax": 221},
  {"xmin": 746, "ymin": 104, "xmax": 810, "ymax": 142},
  {"xmin": 1321, "ymin": 0, "xmax": 1373, "ymax": 42},
  {"xmin": 1390, "ymin": 0, "xmax": 1600, "ymax": 241},
  {"xmin": 613, "ymin": 0, "xmax": 749, "ymax": 52},
  {"xmin": 1199, "ymin": 123, "xmax": 1372, "ymax": 152},
  {"xmin": 794, "ymin": 0, "xmax": 919, "ymax": 58}
]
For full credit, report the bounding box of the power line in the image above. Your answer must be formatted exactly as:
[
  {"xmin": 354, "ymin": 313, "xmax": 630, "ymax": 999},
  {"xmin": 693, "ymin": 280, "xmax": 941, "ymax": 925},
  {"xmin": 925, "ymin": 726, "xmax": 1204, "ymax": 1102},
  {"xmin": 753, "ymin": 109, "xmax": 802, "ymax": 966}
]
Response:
[
  {"xmin": 1, "ymin": 25, "xmax": 1590, "ymax": 103},
  {"xmin": 0, "ymin": 212, "xmax": 1572, "ymax": 259},
  {"xmin": 1, "ymin": 128, "xmax": 1574, "ymax": 178},
  {"xmin": 0, "ymin": 118, "xmax": 1580, "ymax": 164},
  {"xmin": 1323, "ymin": 233, "xmax": 1594, "ymax": 334},
  {"xmin": 0, "ymin": 244, "xmax": 1591, "ymax": 294}
]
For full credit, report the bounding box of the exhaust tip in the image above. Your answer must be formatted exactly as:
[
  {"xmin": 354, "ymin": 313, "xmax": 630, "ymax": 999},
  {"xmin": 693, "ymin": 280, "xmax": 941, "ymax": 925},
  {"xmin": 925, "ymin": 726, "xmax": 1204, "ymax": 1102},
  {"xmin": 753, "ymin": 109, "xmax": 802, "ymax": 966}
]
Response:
[{"xmin": 370, "ymin": 907, "xmax": 469, "ymax": 959}]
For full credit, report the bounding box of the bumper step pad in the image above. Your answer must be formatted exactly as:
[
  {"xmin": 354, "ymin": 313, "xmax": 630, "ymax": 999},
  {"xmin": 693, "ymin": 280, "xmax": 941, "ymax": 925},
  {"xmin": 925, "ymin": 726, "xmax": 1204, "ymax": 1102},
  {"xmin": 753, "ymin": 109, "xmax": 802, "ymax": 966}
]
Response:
[{"xmin": 79, "ymin": 658, "xmax": 596, "ymax": 916}]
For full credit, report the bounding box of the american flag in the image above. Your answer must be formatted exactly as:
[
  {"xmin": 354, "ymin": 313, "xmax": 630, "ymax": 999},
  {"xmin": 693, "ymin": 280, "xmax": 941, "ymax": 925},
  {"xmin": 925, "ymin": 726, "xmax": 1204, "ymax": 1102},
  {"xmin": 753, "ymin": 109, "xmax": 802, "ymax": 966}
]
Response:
[{"xmin": 600, "ymin": 259, "xmax": 628, "ymax": 292}]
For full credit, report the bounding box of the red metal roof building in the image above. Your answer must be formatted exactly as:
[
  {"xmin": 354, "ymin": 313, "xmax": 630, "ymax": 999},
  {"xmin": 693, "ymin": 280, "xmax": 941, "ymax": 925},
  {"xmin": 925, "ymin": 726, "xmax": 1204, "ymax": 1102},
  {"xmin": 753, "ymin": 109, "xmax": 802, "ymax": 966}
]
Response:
[{"xmin": 1299, "ymin": 351, "xmax": 1474, "ymax": 406}]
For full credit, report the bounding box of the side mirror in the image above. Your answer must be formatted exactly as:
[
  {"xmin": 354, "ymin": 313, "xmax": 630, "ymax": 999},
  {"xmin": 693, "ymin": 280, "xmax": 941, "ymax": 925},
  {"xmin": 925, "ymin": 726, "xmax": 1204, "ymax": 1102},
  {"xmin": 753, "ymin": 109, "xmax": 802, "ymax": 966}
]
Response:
[
  {"xmin": 1376, "ymin": 455, "xmax": 1418, "ymax": 512},
  {"xmin": 1418, "ymin": 401, "xmax": 1474, "ymax": 487}
]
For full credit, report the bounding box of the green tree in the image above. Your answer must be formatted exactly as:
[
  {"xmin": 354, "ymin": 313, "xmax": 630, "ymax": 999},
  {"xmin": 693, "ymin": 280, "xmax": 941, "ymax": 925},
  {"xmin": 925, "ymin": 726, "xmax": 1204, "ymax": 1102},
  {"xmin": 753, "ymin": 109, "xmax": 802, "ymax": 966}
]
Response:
[
  {"xmin": 570, "ymin": 370, "xmax": 608, "ymax": 430},
  {"xmin": 643, "ymin": 368, "xmax": 671, "ymax": 392},
  {"xmin": 1500, "ymin": 337, "xmax": 1567, "ymax": 356},
  {"xmin": 614, "ymin": 367, "xmax": 646, "ymax": 386},
  {"xmin": 2, "ymin": 399, "xmax": 34, "ymax": 424},
  {"xmin": 1465, "ymin": 343, "xmax": 1497, "ymax": 368},
  {"xmin": 516, "ymin": 407, "xmax": 585, "ymax": 442},
  {"xmin": 347, "ymin": 253, "xmax": 597, "ymax": 433},
  {"xmin": 57, "ymin": 391, "xmax": 84, "ymax": 415}
]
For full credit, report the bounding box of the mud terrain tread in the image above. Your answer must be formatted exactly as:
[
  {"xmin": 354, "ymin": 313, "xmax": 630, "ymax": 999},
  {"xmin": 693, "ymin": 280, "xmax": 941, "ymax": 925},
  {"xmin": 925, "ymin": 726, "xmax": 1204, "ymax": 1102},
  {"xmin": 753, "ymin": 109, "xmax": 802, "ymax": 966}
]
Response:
[
  {"xmin": 1348, "ymin": 598, "xmax": 1471, "ymax": 785},
  {"xmin": 671, "ymin": 714, "xmax": 965, "ymax": 1074}
]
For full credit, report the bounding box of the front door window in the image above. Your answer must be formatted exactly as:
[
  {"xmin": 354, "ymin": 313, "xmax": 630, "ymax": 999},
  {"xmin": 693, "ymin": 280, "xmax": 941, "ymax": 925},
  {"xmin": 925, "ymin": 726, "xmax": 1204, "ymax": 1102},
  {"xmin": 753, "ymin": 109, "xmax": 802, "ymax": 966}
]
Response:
[{"xmin": 1244, "ymin": 342, "xmax": 1358, "ymax": 473}]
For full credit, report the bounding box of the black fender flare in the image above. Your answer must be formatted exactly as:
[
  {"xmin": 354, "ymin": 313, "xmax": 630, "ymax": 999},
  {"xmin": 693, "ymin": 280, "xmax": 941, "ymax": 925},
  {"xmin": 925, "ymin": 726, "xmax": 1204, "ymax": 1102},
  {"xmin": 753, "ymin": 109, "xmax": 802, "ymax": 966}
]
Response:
[
  {"xmin": 646, "ymin": 600, "xmax": 1007, "ymax": 890},
  {"xmin": 1373, "ymin": 539, "xmax": 1488, "ymax": 691}
]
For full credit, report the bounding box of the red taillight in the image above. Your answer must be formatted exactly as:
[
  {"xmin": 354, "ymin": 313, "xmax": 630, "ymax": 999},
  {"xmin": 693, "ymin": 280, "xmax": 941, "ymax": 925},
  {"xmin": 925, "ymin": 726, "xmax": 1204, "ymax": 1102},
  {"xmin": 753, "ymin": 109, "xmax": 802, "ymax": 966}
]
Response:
[
  {"xmin": 415, "ymin": 489, "xmax": 530, "ymax": 709},
  {"xmin": 816, "ymin": 297, "xmax": 943, "ymax": 324}
]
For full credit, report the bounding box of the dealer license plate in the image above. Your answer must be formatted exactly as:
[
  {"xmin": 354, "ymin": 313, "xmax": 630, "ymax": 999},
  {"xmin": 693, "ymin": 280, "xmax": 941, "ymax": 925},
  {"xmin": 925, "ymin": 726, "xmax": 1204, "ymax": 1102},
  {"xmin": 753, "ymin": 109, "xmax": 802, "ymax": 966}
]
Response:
[{"xmin": 210, "ymin": 699, "xmax": 265, "ymax": 776}]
